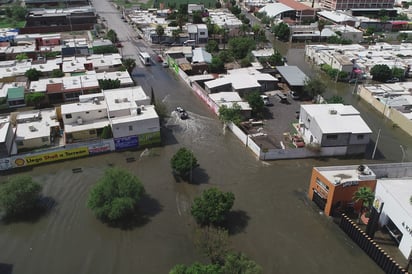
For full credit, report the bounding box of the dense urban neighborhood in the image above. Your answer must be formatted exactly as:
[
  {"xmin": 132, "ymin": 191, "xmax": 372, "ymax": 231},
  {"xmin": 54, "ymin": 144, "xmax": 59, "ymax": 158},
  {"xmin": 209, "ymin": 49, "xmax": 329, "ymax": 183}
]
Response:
[{"xmin": 0, "ymin": 0, "xmax": 411, "ymax": 273}]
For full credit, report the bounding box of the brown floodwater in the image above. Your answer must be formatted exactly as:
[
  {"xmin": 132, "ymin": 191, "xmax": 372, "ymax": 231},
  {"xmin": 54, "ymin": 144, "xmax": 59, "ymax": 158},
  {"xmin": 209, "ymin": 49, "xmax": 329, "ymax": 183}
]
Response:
[{"xmin": 1, "ymin": 40, "xmax": 410, "ymax": 274}]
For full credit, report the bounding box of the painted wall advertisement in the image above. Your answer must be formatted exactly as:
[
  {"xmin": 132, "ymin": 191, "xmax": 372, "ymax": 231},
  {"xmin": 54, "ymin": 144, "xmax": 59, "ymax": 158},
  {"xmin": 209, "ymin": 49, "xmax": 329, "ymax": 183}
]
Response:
[
  {"xmin": 114, "ymin": 135, "xmax": 138, "ymax": 150},
  {"xmin": 13, "ymin": 147, "xmax": 89, "ymax": 167},
  {"xmin": 138, "ymin": 132, "xmax": 161, "ymax": 147},
  {"xmin": 88, "ymin": 141, "xmax": 113, "ymax": 155}
]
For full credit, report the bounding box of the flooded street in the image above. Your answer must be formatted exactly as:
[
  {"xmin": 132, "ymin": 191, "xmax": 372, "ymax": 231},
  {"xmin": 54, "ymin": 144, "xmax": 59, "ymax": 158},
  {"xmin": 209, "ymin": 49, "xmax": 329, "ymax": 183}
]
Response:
[{"xmin": 1, "ymin": 41, "xmax": 410, "ymax": 274}]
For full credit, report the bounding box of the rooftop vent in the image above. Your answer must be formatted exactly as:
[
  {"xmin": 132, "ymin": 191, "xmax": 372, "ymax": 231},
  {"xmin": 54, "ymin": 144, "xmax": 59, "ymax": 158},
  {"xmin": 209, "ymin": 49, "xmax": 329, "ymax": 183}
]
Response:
[
  {"xmin": 329, "ymin": 109, "xmax": 337, "ymax": 115},
  {"xmin": 29, "ymin": 125, "xmax": 37, "ymax": 132},
  {"xmin": 115, "ymin": 99, "xmax": 120, "ymax": 103}
]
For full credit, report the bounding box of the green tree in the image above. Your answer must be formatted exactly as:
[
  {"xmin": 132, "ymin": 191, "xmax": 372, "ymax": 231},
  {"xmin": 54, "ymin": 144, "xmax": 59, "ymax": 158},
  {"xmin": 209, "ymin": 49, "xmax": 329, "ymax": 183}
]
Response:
[
  {"xmin": 327, "ymin": 96, "xmax": 345, "ymax": 104},
  {"xmin": 0, "ymin": 176, "xmax": 42, "ymax": 218},
  {"xmin": 218, "ymin": 103, "xmax": 243, "ymax": 125},
  {"xmin": 218, "ymin": 50, "xmax": 234, "ymax": 63},
  {"xmin": 267, "ymin": 50, "xmax": 284, "ymax": 66},
  {"xmin": 392, "ymin": 67, "xmax": 405, "ymax": 80},
  {"xmin": 353, "ymin": 186, "xmax": 375, "ymax": 223},
  {"xmin": 12, "ymin": 6, "xmax": 27, "ymax": 20},
  {"xmin": 98, "ymin": 79, "xmax": 121, "ymax": 90},
  {"xmin": 191, "ymin": 187, "xmax": 235, "ymax": 226},
  {"xmin": 192, "ymin": 10, "xmax": 203, "ymax": 24},
  {"xmin": 93, "ymin": 45, "xmax": 119, "ymax": 54},
  {"xmin": 169, "ymin": 262, "xmax": 221, "ymax": 274},
  {"xmin": 100, "ymin": 125, "xmax": 113, "ymax": 139},
  {"xmin": 25, "ymin": 68, "xmax": 42, "ymax": 81},
  {"xmin": 303, "ymin": 77, "xmax": 326, "ymax": 99},
  {"xmin": 16, "ymin": 53, "xmax": 28, "ymax": 61},
  {"xmin": 156, "ymin": 25, "xmax": 165, "ymax": 43},
  {"xmin": 365, "ymin": 27, "xmax": 375, "ymax": 36},
  {"xmin": 206, "ymin": 40, "xmax": 219, "ymax": 53},
  {"xmin": 273, "ymin": 22, "xmax": 290, "ymax": 41},
  {"xmin": 105, "ymin": 29, "xmax": 119, "ymax": 43},
  {"xmin": 246, "ymin": 91, "xmax": 265, "ymax": 119},
  {"xmin": 194, "ymin": 226, "xmax": 230, "ymax": 264},
  {"xmin": 228, "ymin": 37, "xmax": 255, "ymax": 59},
  {"xmin": 50, "ymin": 69, "xmax": 64, "ymax": 78},
  {"xmin": 221, "ymin": 252, "xmax": 263, "ymax": 274},
  {"xmin": 209, "ymin": 56, "xmax": 225, "ymax": 73},
  {"xmin": 87, "ymin": 167, "xmax": 145, "ymax": 223},
  {"xmin": 172, "ymin": 29, "xmax": 181, "ymax": 42},
  {"xmin": 370, "ymin": 64, "xmax": 392, "ymax": 82},
  {"xmin": 122, "ymin": 58, "xmax": 136, "ymax": 74},
  {"xmin": 25, "ymin": 92, "xmax": 45, "ymax": 108},
  {"xmin": 318, "ymin": 19, "xmax": 327, "ymax": 42},
  {"xmin": 170, "ymin": 147, "xmax": 198, "ymax": 180}
]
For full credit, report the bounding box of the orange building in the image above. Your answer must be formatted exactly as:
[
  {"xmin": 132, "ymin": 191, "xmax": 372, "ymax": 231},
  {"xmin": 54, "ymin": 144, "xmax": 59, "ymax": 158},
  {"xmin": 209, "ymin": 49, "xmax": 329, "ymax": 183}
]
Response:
[{"xmin": 308, "ymin": 165, "xmax": 377, "ymax": 216}]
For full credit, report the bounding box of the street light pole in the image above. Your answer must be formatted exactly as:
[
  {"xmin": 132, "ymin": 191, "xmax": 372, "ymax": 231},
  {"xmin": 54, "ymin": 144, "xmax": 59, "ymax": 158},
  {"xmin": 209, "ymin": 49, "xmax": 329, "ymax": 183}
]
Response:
[
  {"xmin": 400, "ymin": 145, "xmax": 406, "ymax": 163},
  {"xmin": 372, "ymin": 128, "xmax": 381, "ymax": 160}
]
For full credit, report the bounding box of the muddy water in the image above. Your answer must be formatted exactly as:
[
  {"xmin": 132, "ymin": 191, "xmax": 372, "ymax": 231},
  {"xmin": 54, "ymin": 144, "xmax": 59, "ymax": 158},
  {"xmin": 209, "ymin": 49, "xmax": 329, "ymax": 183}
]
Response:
[{"xmin": 0, "ymin": 45, "xmax": 402, "ymax": 273}]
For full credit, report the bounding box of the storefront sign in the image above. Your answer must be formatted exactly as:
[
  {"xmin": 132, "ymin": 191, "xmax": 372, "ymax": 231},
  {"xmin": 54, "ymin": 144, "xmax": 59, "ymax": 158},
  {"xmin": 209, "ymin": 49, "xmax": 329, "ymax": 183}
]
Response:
[
  {"xmin": 14, "ymin": 147, "xmax": 89, "ymax": 167},
  {"xmin": 402, "ymin": 222, "xmax": 412, "ymax": 237},
  {"xmin": 342, "ymin": 180, "xmax": 359, "ymax": 188},
  {"xmin": 114, "ymin": 135, "xmax": 138, "ymax": 150},
  {"xmin": 88, "ymin": 143, "xmax": 112, "ymax": 155},
  {"xmin": 373, "ymin": 196, "xmax": 384, "ymax": 213}
]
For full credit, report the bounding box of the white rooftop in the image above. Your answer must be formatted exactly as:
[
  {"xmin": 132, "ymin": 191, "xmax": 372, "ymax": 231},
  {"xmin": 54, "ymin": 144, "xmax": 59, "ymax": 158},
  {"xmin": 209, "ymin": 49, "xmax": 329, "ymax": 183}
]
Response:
[
  {"xmin": 15, "ymin": 109, "xmax": 59, "ymax": 141},
  {"xmin": 302, "ymin": 104, "xmax": 372, "ymax": 134},
  {"xmin": 104, "ymin": 86, "xmax": 149, "ymax": 113},
  {"xmin": 379, "ymin": 178, "xmax": 412, "ymax": 219}
]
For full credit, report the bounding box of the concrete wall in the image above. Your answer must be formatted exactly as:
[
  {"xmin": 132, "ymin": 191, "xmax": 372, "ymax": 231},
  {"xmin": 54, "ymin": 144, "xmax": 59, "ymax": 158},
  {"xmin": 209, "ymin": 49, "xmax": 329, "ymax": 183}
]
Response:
[
  {"xmin": 63, "ymin": 108, "xmax": 108, "ymax": 125},
  {"xmin": 111, "ymin": 117, "xmax": 160, "ymax": 139}
]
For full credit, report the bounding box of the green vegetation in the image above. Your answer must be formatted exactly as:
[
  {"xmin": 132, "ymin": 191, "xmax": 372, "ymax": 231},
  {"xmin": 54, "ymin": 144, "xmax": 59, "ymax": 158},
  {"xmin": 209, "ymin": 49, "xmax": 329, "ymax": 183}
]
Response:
[
  {"xmin": 25, "ymin": 92, "xmax": 46, "ymax": 108},
  {"xmin": 353, "ymin": 186, "xmax": 375, "ymax": 223},
  {"xmin": 327, "ymin": 35, "xmax": 352, "ymax": 45},
  {"xmin": 93, "ymin": 45, "xmax": 119, "ymax": 54},
  {"xmin": 218, "ymin": 103, "xmax": 243, "ymax": 125},
  {"xmin": 194, "ymin": 226, "xmax": 230, "ymax": 264},
  {"xmin": 122, "ymin": 58, "xmax": 136, "ymax": 74},
  {"xmin": 303, "ymin": 77, "xmax": 326, "ymax": 99},
  {"xmin": 191, "ymin": 187, "xmax": 235, "ymax": 226},
  {"xmin": 98, "ymin": 79, "xmax": 121, "ymax": 90},
  {"xmin": 209, "ymin": 56, "xmax": 225, "ymax": 73},
  {"xmin": 273, "ymin": 22, "xmax": 290, "ymax": 41},
  {"xmin": 170, "ymin": 262, "xmax": 221, "ymax": 274},
  {"xmin": 24, "ymin": 68, "xmax": 42, "ymax": 81},
  {"xmin": 0, "ymin": 176, "xmax": 42, "ymax": 218},
  {"xmin": 320, "ymin": 64, "xmax": 348, "ymax": 81},
  {"xmin": 327, "ymin": 96, "xmax": 345, "ymax": 104},
  {"xmin": 50, "ymin": 69, "xmax": 65, "ymax": 78},
  {"xmin": 228, "ymin": 37, "xmax": 255, "ymax": 60},
  {"xmin": 370, "ymin": 64, "xmax": 392, "ymax": 82},
  {"xmin": 87, "ymin": 167, "xmax": 145, "ymax": 223},
  {"xmin": 170, "ymin": 147, "xmax": 198, "ymax": 180},
  {"xmin": 16, "ymin": 53, "xmax": 28, "ymax": 61},
  {"xmin": 100, "ymin": 125, "xmax": 113, "ymax": 139},
  {"xmin": 105, "ymin": 29, "xmax": 119, "ymax": 43},
  {"xmin": 0, "ymin": 4, "xmax": 26, "ymax": 28},
  {"xmin": 245, "ymin": 91, "xmax": 265, "ymax": 119}
]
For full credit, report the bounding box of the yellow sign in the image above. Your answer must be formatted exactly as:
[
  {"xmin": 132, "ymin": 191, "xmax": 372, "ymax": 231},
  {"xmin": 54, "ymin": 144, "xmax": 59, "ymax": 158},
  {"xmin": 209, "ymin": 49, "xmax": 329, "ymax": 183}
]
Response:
[{"xmin": 16, "ymin": 147, "xmax": 89, "ymax": 167}]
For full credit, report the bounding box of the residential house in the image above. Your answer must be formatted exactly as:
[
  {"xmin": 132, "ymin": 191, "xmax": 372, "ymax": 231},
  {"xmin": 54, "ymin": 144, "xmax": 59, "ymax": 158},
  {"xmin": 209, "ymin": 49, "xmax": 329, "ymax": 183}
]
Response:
[
  {"xmin": 298, "ymin": 104, "xmax": 372, "ymax": 155},
  {"xmin": 191, "ymin": 47, "xmax": 212, "ymax": 74},
  {"xmin": 103, "ymin": 86, "xmax": 160, "ymax": 149},
  {"xmin": 14, "ymin": 109, "xmax": 60, "ymax": 151},
  {"xmin": 187, "ymin": 24, "xmax": 208, "ymax": 44},
  {"xmin": 276, "ymin": 66, "xmax": 308, "ymax": 92},
  {"xmin": 7, "ymin": 86, "xmax": 25, "ymax": 108},
  {"xmin": 209, "ymin": 92, "xmax": 252, "ymax": 119},
  {"xmin": 188, "ymin": 4, "xmax": 204, "ymax": 14},
  {"xmin": 61, "ymin": 93, "xmax": 109, "ymax": 143},
  {"xmin": 0, "ymin": 120, "xmax": 16, "ymax": 157},
  {"xmin": 204, "ymin": 68, "xmax": 278, "ymax": 96}
]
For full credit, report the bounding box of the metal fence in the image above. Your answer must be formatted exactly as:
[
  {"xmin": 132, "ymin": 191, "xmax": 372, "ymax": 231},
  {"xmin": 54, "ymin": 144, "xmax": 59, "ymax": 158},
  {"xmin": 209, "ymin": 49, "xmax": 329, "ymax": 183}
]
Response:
[{"xmin": 339, "ymin": 214, "xmax": 408, "ymax": 274}]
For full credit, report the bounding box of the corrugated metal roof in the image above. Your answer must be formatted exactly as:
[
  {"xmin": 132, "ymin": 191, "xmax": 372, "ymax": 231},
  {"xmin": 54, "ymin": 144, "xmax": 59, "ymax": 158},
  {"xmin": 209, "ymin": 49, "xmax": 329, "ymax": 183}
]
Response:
[
  {"xmin": 7, "ymin": 86, "xmax": 24, "ymax": 99},
  {"xmin": 276, "ymin": 66, "xmax": 308, "ymax": 87}
]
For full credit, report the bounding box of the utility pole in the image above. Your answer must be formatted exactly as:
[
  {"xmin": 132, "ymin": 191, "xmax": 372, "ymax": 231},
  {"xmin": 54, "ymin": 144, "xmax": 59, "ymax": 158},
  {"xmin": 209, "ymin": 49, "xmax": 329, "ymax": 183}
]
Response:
[{"xmin": 371, "ymin": 128, "xmax": 381, "ymax": 160}]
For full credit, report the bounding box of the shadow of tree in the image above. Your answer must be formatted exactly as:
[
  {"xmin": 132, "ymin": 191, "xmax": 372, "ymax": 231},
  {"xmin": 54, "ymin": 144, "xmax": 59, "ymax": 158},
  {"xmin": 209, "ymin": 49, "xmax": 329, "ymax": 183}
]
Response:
[
  {"xmin": 223, "ymin": 210, "xmax": 250, "ymax": 235},
  {"xmin": 109, "ymin": 194, "xmax": 163, "ymax": 230},
  {"xmin": 190, "ymin": 167, "xmax": 209, "ymax": 185},
  {"xmin": 0, "ymin": 263, "xmax": 13, "ymax": 274},
  {"xmin": 1, "ymin": 196, "xmax": 57, "ymax": 224}
]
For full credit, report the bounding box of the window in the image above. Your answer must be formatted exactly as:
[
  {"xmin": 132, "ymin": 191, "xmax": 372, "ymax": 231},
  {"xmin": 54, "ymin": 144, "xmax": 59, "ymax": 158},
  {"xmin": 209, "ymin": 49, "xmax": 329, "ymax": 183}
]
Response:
[
  {"xmin": 65, "ymin": 114, "xmax": 72, "ymax": 119},
  {"xmin": 129, "ymin": 125, "xmax": 133, "ymax": 131},
  {"xmin": 326, "ymin": 134, "xmax": 338, "ymax": 140},
  {"xmin": 41, "ymin": 137, "xmax": 49, "ymax": 142},
  {"xmin": 316, "ymin": 178, "xmax": 329, "ymax": 192},
  {"xmin": 200, "ymin": 32, "xmax": 205, "ymax": 35},
  {"xmin": 89, "ymin": 129, "xmax": 96, "ymax": 135},
  {"xmin": 86, "ymin": 111, "xmax": 89, "ymax": 114},
  {"xmin": 357, "ymin": 134, "xmax": 364, "ymax": 140},
  {"xmin": 98, "ymin": 110, "xmax": 102, "ymax": 113}
]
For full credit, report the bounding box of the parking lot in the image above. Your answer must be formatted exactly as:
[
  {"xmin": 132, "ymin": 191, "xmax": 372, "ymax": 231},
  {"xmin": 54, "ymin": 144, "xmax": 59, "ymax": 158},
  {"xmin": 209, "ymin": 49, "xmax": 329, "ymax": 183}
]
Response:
[{"xmin": 244, "ymin": 90, "xmax": 306, "ymax": 150}]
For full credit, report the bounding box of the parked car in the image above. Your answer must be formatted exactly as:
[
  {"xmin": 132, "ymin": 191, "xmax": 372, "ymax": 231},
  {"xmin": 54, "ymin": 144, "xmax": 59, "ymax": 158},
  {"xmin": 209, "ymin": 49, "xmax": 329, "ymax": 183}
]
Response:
[
  {"xmin": 292, "ymin": 135, "xmax": 305, "ymax": 148},
  {"xmin": 385, "ymin": 77, "xmax": 399, "ymax": 83},
  {"xmin": 176, "ymin": 107, "xmax": 189, "ymax": 120},
  {"xmin": 260, "ymin": 95, "xmax": 270, "ymax": 106},
  {"xmin": 277, "ymin": 93, "xmax": 288, "ymax": 103}
]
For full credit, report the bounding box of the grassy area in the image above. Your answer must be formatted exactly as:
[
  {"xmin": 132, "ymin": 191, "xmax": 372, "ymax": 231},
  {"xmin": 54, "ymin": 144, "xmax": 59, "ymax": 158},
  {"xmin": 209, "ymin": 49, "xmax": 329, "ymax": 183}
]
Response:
[{"xmin": 0, "ymin": 19, "xmax": 25, "ymax": 28}]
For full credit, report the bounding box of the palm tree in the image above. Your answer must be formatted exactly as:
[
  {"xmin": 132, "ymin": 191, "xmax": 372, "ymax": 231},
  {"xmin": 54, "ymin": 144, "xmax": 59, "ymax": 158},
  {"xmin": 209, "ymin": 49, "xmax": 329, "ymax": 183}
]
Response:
[
  {"xmin": 318, "ymin": 20, "xmax": 327, "ymax": 42},
  {"xmin": 353, "ymin": 187, "xmax": 375, "ymax": 223},
  {"xmin": 122, "ymin": 58, "xmax": 136, "ymax": 74}
]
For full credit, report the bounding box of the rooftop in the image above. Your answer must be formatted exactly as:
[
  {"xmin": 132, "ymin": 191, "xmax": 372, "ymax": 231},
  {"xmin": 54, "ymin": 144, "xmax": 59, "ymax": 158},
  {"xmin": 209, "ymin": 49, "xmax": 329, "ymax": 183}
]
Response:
[
  {"xmin": 15, "ymin": 109, "xmax": 59, "ymax": 141},
  {"xmin": 315, "ymin": 164, "xmax": 376, "ymax": 186},
  {"xmin": 276, "ymin": 66, "xmax": 308, "ymax": 86}
]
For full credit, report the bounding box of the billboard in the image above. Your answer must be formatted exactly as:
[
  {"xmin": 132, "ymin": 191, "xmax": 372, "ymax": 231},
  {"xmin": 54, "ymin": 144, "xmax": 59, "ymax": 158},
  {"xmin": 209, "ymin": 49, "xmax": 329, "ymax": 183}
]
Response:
[
  {"xmin": 114, "ymin": 135, "xmax": 138, "ymax": 150},
  {"xmin": 13, "ymin": 147, "xmax": 89, "ymax": 167}
]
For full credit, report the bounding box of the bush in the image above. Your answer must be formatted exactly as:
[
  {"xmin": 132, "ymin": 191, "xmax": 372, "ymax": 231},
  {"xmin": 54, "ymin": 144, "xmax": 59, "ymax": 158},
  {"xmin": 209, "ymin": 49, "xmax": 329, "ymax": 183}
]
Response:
[
  {"xmin": 170, "ymin": 148, "xmax": 198, "ymax": 180},
  {"xmin": 0, "ymin": 176, "xmax": 42, "ymax": 217},
  {"xmin": 87, "ymin": 167, "xmax": 145, "ymax": 223}
]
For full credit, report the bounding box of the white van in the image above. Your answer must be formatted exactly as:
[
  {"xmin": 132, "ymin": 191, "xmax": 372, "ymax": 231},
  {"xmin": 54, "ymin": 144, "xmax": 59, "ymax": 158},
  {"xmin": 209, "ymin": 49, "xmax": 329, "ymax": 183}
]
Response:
[
  {"xmin": 260, "ymin": 95, "xmax": 270, "ymax": 106},
  {"xmin": 183, "ymin": 40, "xmax": 196, "ymax": 47}
]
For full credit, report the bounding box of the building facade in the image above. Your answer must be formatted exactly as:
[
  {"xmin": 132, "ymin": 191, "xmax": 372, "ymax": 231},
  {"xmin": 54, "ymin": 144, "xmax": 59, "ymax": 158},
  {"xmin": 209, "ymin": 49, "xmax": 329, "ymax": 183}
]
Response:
[{"xmin": 320, "ymin": 0, "xmax": 394, "ymax": 10}]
